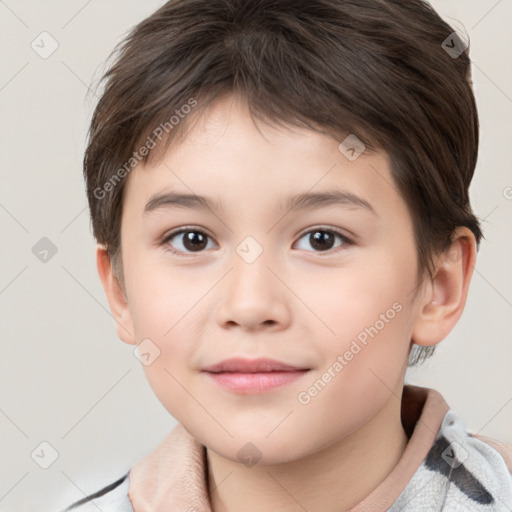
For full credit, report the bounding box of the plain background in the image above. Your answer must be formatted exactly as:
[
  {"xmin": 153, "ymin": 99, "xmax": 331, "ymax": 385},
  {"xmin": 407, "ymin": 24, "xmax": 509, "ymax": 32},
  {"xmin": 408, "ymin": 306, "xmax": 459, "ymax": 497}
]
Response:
[{"xmin": 0, "ymin": 1, "xmax": 511, "ymax": 510}]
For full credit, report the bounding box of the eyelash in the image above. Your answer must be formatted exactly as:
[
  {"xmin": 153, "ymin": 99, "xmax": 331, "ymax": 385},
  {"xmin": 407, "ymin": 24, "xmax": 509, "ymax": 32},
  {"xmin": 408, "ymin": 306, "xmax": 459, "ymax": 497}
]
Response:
[{"xmin": 160, "ymin": 226, "xmax": 353, "ymax": 257}]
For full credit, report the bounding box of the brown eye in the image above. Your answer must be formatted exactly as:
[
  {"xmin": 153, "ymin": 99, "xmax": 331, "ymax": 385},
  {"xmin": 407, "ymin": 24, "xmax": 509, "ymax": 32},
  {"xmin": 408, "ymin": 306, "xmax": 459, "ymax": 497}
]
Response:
[
  {"xmin": 295, "ymin": 228, "xmax": 351, "ymax": 253},
  {"xmin": 164, "ymin": 229, "xmax": 214, "ymax": 254},
  {"xmin": 310, "ymin": 231, "xmax": 336, "ymax": 251}
]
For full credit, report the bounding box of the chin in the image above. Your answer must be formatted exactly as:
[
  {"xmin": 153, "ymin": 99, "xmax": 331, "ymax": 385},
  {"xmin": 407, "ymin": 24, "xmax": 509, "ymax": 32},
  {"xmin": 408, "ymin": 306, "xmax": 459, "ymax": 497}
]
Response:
[{"xmin": 205, "ymin": 431, "xmax": 310, "ymax": 467}]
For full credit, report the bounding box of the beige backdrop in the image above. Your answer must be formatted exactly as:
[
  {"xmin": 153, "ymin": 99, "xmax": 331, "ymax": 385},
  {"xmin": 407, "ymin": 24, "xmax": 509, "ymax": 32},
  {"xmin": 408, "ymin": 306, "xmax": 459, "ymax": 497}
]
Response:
[{"xmin": 0, "ymin": 1, "xmax": 511, "ymax": 510}]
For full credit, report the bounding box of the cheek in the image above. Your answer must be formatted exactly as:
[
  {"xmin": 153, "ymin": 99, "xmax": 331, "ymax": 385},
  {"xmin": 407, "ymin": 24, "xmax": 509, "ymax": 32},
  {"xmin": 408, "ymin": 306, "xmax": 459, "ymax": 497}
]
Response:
[
  {"xmin": 128, "ymin": 259, "xmax": 203, "ymax": 337},
  {"xmin": 304, "ymin": 254, "xmax": 414, "ymax": 375},
  {"xmin": 126, "ymin": 268, "xmax": 203, "ymax": 411},
  {"xmin": 137, "ymin": 322, "xmax": 198, "ymax": 421},
  {"xmin": 294, "ymin": 289, "xmax": 412, "ymax": 438}
]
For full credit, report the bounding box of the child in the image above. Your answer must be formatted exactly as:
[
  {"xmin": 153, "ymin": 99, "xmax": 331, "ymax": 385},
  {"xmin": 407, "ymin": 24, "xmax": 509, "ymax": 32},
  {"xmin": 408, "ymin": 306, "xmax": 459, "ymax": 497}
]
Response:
[{"xmin": 62, "ymin": 0, "xmax": 512, "ymax": 510}]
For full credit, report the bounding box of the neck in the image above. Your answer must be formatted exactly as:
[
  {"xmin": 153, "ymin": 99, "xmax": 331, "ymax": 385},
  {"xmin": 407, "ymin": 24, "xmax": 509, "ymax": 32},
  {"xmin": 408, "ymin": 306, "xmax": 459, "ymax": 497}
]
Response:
[{"xmin": 206, "ymin": 390, "xmax": 408, "ymax": 512}]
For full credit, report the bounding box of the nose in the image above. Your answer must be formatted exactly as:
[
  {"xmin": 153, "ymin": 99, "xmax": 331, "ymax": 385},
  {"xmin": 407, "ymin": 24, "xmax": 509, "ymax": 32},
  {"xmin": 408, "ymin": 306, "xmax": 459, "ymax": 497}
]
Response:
[{"xmin": 215, "ymin": 245, "xmax": 291, "ymax": 332}]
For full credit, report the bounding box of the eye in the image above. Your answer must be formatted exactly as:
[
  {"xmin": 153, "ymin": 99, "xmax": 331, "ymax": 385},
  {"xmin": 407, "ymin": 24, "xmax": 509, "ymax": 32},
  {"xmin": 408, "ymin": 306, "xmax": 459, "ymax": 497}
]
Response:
[
  {"xmin": 162, "ymin": 228, "xmax": 216, "ymax": 255},
  {"xmin": 161, "ymin": 226, "xmax": 353, "ymax": 256},
  {"xmin": 294, "ymin": 228, "xmax": 352, "ymax": 254}
]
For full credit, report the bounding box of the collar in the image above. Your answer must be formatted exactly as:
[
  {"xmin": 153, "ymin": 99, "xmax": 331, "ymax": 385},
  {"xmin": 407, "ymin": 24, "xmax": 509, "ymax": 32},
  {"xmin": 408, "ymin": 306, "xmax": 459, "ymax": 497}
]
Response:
[{"xmin": 128, "ymin": 384, "xmax": 450, "ymax": 511}]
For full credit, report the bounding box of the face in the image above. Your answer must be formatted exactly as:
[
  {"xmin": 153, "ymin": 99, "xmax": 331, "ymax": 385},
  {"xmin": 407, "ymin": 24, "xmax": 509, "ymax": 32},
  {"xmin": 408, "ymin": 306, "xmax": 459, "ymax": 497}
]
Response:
[{"xmin": 118, "ymin": 93, "xmax": 425, "ymax": 464}]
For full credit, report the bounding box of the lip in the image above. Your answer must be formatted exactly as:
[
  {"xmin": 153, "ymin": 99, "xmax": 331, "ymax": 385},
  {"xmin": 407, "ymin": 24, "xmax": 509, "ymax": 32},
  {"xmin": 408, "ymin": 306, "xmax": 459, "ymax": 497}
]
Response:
[
  {"xmin": 202, "ymin": 357, "xmax": 308, "ymax": 373},
  {"xmin": 201, "ymin": 358, "xmax": 310, "ymax": 394}
]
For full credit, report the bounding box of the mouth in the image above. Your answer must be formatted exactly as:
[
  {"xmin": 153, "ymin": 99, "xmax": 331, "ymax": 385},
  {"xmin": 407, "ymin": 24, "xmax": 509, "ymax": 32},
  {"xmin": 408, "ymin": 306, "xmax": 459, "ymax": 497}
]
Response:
[
  {"xmin": 203, "ymin": 370, "xmax": 310, "ymax": 394},
  {"xmin": 201, "ymin": 358, "xmax": 310, "ymax": 394},
  {"xmin": 202, "ymin": 357, "xmax": 309, "ymax": 373}
]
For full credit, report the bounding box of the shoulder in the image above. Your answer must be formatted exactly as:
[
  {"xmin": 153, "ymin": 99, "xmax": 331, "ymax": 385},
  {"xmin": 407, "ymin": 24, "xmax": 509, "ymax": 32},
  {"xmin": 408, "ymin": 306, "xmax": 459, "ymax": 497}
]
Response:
[
  {"xmin": 396, "ymin": 409, "xmax": 512, "ymax": 510},
  {"xmin": 471, "ymin": 432, "xmax": 512, "ymax": 475},
  {"xmin": 61, "ymin": 471, "xmax": 133, "ymax": 512}
]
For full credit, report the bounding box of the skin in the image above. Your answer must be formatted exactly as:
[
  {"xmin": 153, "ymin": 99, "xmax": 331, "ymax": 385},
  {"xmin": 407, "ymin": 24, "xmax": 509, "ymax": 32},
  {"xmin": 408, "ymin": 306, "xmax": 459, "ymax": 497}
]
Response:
[{"xmin": 97, "ymin": 93, "xmax": 477, "ymax": 511}]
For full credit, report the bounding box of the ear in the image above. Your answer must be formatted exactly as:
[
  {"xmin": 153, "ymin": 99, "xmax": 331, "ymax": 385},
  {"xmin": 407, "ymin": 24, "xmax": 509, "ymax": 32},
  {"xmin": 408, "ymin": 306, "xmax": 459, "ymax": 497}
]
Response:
[
  {"xmin": 96, "ymin": 245, "xmax": 137, "ymax": 345},
  {"xmin": 411, "ymin": 227, "xmax": 477, "ymax": 347}
]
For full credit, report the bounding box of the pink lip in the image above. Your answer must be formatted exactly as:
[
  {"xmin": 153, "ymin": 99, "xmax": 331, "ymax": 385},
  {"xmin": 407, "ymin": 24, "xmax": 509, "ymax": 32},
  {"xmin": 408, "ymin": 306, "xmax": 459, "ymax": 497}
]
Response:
[
  {"xmin": 204, "ymin": 370, "xmax": 309, "ymax": 393},
  {"xmin": 202, "ymin": 357, "xmax": 308, "ymax": 373},
  {"xmin": 201, "ymin": 358, "xmax": 310, "ymax": 394}
]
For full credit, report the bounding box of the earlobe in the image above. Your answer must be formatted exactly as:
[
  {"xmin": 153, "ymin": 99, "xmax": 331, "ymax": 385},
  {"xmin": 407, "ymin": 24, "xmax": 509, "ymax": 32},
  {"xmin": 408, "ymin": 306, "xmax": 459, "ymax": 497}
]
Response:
[
  {"xmin": 96, "ymin": 245, "xmax": 137, "ymax": 345},
  {"xmin": 411, "ymin": 227, "xmax": 477, "ymax": 347}
]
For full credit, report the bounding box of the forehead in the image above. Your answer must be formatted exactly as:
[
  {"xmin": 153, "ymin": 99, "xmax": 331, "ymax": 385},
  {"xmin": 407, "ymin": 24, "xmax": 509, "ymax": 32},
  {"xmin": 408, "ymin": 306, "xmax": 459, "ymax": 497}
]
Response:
[{"xmin": 123, "ymin": 94, "xmax": 410, "ymax": 227}]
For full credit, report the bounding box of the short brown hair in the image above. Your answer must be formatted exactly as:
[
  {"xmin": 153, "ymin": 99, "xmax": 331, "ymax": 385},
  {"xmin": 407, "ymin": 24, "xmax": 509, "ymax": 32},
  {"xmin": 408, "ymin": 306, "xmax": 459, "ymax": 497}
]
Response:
[{"xmin": 84, "ymin": 0, "xmax": 483, "ymax": 367}]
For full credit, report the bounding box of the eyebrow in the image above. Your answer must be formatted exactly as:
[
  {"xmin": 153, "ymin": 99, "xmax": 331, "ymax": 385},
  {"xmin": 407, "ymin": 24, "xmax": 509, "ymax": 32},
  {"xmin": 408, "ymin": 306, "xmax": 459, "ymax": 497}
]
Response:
[
  {"xmin": 283, "ymin": 190, "xmax": 377, "ymax": 216},
  {"xmin": 143, "ymin": 190, "xmax": 377, "ymax": 216},
  {"xmin": 144, "ymin": 192, "xmax": 222, "ymax": 214}
]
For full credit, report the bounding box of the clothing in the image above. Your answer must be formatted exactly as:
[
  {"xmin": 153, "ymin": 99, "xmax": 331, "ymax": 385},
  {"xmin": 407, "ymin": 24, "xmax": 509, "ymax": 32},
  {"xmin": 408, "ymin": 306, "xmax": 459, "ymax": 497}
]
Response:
[{"xmin": 62, "ymin": 385, "xmax": 512, "ymax": 511}]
